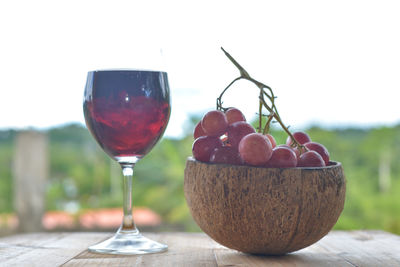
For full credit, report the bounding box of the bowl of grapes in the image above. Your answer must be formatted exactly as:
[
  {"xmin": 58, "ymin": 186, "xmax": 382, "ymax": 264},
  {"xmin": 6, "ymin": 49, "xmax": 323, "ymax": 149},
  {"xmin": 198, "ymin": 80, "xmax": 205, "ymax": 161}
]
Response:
[{"xmin": 184, "ymin": 48, "xmax": 346, "ymax": 255}]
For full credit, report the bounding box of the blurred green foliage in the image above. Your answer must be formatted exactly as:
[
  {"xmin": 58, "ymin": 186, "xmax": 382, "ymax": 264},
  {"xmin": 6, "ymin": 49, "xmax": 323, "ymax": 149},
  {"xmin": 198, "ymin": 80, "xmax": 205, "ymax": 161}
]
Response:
[{"xmin": 0, "ymin": 121, "xmax": 399, "ymax": 233}]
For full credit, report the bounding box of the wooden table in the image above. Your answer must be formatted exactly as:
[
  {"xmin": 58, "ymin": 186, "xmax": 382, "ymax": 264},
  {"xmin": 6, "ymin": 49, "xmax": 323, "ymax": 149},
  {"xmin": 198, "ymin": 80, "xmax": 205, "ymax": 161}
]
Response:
[{"xmin": 1, "ymin": 231, "xmax": 399, "ymax": 266}]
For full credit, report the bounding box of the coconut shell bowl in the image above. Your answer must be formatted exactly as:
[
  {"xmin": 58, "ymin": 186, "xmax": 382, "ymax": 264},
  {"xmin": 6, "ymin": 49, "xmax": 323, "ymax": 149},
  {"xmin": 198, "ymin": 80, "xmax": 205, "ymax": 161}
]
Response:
[{"xmin": 184, "ymin": 157, "xmax": 346, "ymax": 255}]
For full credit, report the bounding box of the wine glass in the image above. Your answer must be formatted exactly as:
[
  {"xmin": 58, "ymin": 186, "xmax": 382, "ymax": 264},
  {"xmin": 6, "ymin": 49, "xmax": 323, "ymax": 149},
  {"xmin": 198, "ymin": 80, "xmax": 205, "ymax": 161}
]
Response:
[{"xmin": 83, "ymin": 70, "xmax": 170, "ymax": 254}]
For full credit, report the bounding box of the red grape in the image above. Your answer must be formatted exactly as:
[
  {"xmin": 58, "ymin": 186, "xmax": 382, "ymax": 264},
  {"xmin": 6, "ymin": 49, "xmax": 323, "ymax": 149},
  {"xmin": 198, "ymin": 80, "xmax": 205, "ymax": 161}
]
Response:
[
  {"xmin": 266, "ymin": 134, "xmax": 277, "ymax": 148},
  {"xmin": 297, "ymin": 151, "xmax": 325, "ymax": 167},
  {"xmin": 286, "ymin": 131, "xmax": 311, "ymax": 146},
  {"xmin": 192, "ymin": 136, "xmax": 223, "ymax": 162},
  {"xmin": 225, "ymin": 108, "xmax": 246, "ymax": 125},
  {"xmin": 193, "ymin": 121, "xmax": 206, "ymax": 139},
  {"xmin": 210, "ymin": 146, "xmax": 243, "ymax": 165},
  {"xmin": 226, "ymin": 121, "xmax": 256, "ymax": 148},
  {"xmin": 304, "ymin": 142, "xmax": 330, "ymax": 165},
  {"xmin": 278, "ymin": 144, "xmax": 300, "ymax": 158},
  {"xmin": 266, "ymin": 146, "xmax": 297, "ymax": 168},
  {"xmin": 292, "ymin": 147, "xmax": 301, "ymax": 159},
  {"xmin": 238, "ymin": 133, "xmax": 273, "ymax": 166},
  {"xmin": 201, "ymin": 110, "xmax": 228, "ymax": 137}
]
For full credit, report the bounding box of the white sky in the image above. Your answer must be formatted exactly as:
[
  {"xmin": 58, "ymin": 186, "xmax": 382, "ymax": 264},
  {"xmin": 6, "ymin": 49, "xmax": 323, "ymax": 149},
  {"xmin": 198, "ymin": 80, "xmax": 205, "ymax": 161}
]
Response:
[{"xmin": 1, "ymin": 0, "xmax": 400, "ymax": 138}]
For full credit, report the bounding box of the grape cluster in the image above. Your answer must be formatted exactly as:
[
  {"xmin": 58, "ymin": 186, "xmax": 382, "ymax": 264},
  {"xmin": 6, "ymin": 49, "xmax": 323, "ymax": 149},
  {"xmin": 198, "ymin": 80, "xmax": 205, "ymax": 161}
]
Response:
[{"xmin": 192, "ymin": 108, "xmax": 330, "ymax": 168}]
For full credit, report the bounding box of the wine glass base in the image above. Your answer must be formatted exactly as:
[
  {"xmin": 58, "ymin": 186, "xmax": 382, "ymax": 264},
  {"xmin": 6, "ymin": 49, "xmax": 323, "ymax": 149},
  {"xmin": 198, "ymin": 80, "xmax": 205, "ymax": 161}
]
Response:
[{"xmin": 88, "ymin": 229, "xmax": 168, "ymax": 255}]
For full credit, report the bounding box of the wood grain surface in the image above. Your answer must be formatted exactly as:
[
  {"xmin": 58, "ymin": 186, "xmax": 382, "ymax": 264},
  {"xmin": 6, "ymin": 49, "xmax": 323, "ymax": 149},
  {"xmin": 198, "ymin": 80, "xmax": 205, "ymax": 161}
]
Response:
[{"xmin": 0, "ymin": 231, "xmax": 399, "ymax": 266}]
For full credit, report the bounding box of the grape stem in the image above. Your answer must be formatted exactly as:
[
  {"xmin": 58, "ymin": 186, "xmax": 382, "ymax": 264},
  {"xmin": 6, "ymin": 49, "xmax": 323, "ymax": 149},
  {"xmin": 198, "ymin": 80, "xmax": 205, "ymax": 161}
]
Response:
[{"xmin": 218, "ymin": 47, "xmax": 305, "ymax": 152}]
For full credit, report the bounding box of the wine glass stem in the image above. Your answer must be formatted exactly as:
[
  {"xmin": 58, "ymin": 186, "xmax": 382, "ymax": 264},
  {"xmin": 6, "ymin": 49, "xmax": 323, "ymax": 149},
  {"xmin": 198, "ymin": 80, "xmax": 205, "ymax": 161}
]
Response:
[{"xmin": 121, "ymin": 164, "xmax": 138, "ymax": 232}]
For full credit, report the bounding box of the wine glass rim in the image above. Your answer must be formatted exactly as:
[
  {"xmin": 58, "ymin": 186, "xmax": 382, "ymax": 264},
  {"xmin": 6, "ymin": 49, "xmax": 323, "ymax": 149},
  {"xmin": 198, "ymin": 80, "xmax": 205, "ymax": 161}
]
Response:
[{"xmin": 88, "ymin": 68, "xmax": 167, "ymax": 74}]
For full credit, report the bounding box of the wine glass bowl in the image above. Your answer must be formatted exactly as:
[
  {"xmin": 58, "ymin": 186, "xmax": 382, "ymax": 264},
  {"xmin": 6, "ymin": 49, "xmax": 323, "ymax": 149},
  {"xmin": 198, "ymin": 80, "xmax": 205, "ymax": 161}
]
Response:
[
  {"xmin": 84, "ymin": 70, "xmax": 170, "ymax": 163},
  {"xmin": 83, "ymin": 70, "xmax": 170, "ymax": 254}
]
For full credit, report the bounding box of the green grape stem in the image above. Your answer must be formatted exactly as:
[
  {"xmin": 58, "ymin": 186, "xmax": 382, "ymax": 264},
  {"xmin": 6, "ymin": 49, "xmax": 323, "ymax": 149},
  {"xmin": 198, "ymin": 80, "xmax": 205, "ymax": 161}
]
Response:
[{"xmin": 218, "ymin": 47, "xmax": 305, "ymax": 152}]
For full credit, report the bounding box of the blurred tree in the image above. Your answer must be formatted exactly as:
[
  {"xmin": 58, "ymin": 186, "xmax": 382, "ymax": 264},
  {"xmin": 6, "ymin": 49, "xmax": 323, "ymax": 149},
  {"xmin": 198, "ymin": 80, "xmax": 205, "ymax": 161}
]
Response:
[{"xmin": 0, "ymin": 121, "xmax": 399, "ymax": 233}]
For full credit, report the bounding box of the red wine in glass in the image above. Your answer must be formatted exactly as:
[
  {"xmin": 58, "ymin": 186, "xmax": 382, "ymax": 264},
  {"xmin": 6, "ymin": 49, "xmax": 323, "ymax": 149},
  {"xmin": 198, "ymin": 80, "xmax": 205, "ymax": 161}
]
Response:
[
  {"xmin": 83, "ymin": 70, "xmax": 170, "ymax": 255},
  {"xmin": 84, "ymin": 70, "xmax": 170, "ymax": 163}
]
